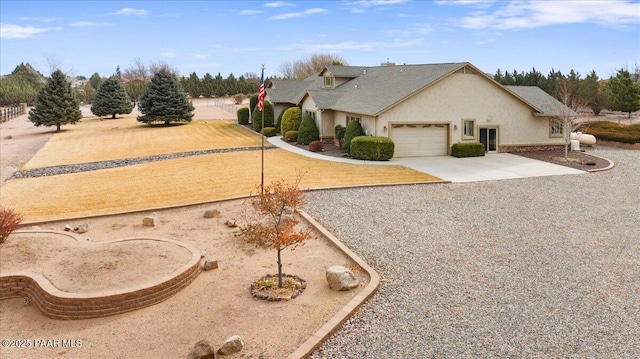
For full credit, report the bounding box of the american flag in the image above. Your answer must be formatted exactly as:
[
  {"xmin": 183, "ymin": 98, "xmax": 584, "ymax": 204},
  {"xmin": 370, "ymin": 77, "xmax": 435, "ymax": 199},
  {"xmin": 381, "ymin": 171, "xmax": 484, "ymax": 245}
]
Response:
[{"xmin": 258, "ymin": 68, "xmax": 265, "ymax": 112}]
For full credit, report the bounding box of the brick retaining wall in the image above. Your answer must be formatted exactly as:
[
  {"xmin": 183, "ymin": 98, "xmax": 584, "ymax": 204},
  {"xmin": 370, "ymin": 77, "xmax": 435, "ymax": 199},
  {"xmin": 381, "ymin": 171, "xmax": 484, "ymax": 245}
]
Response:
[{"xmin": 0, "ymin": 233, "xmax": 202, "ymax": 320}]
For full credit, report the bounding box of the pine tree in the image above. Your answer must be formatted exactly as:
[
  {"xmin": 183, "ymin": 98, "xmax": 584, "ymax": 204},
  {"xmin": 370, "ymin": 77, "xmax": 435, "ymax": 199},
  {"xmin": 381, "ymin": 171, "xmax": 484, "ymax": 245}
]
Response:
[
  {"xmin": 297, "ymin": 113, "xmax": 320, "ymax": 145},
  {"xmin": 606, "ymin": 68, "xmax": 640, "ymax": 118},
  {"xmin": 91, "ymin": 76, "xmax": 133, "ymax": 119},
  {"xmin": 137, "ymin": 69, "xmax": 194, "ymax": 125},
  {"xmin": 28, "ymin": 69, "xmax": 82, "ymax": 132}
]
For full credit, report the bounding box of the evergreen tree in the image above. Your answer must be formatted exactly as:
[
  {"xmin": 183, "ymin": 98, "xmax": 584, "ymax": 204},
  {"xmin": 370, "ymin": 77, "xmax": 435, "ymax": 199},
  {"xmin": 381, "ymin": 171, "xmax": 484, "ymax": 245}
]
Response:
[
  {"xmin": 91, "ymin": 76, "xmax": 133, "ymax": 119},
  {"xmin": 137, "ymin": 69, "xmax": 194, "ymax": 125},
  {"xmin": 89, "ymin": 72, "xmax": 103, "ymax": 92},
  {"xmin": 252, "ymin": 100, "xmax": 274, "ymax": 132},
  {"xmin": 28, "ymin": 69, "xmax": 82, "ymax": 132},
  {"xmin": 297, "ymin": 114, "xmax": 320, "ymax": 145},
  {"xmin": 342, "ymin": 120, "xmax": 364, "ymax": 153},
  {"xmin": 606, "ymin": 68, "xmax": 640, "ymax": 118},
  {"xmin": 582, "ymin": 70, "xmax": 606, "ymax": 115}
]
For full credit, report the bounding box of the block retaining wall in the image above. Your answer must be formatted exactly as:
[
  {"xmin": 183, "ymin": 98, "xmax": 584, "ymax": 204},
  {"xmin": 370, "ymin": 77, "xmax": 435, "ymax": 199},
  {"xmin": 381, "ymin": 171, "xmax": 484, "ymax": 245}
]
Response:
[{"xmin": 0, "ymin": 232, "xmax": 202, "ymax": 320}]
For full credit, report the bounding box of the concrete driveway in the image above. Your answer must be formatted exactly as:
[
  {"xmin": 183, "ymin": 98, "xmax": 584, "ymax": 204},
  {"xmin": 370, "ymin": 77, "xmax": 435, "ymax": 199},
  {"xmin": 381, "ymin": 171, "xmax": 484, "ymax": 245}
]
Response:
[
  {"xmin": 392, "ymin": 153, "xmax": 585, "ymax": 182},
  {"xmin": 269, "ymin": 136, "xmax": 586, "ymax": 182}
]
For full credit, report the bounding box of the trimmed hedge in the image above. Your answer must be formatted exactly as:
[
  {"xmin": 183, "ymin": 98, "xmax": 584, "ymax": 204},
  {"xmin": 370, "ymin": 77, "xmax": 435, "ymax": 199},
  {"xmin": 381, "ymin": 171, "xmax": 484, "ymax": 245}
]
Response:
[
  {"xmin": 350, "ymin": 136, "xmax": 395, "ymax": 161},
  {"xmin": 284, "ymin": 130, "xmax": 298, "ymax": 142},
  {"xmin": 451, "ymin": 142, "xmax": 485, "ymax": 157},
  {"xmin": 297, "ymin": 114, "xmax": 319, "ymax": 145},
  {"xmin": 309, "ymin": 140, "xmax": 324, "ymax": 152},
  {"xmin": 262, "ymin": 127, "xmax": 277, "ymax": 137},
  {"xmin": 252, "ymin": 100, "xmax": 274, "ymax": 132},
  {"xmin": 334, "ymin": 124, "xmax": 346, "ymax": 140},
  {"xmin": 342, "ymin": 121, "xmax": 364, "ymax": 153},
  {"xmin": 237, "ymin": 107, "xmax": 250, "ymax": 125},
  {"xmin": 578, "ymin": 121, "xmax": 640, "ymax": 144},
  {"xmin": 281, "ymin": 107, "xmax": 302, "ymax": 135}
]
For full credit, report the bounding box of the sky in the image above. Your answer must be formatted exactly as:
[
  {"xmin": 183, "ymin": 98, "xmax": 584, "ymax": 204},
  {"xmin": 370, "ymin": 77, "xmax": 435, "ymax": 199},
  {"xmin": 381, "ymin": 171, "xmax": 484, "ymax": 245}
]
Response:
[{"xmin": 1, "ymin": 0, "xmax": 639, "ymax": 80}]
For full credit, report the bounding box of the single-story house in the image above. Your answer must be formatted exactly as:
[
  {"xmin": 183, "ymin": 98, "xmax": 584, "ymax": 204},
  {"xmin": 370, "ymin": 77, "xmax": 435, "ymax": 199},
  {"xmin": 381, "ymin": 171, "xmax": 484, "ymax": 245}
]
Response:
[{"xmin": 267, "ymin": 62, "xmax": 575, "ymax": 157}]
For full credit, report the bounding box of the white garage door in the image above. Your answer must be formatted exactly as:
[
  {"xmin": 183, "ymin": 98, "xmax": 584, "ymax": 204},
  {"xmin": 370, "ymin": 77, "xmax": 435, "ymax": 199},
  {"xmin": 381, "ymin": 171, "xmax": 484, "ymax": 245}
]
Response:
[{"xmin": 390, "ymin": 123, "xmax": 449, "ymax": 157}]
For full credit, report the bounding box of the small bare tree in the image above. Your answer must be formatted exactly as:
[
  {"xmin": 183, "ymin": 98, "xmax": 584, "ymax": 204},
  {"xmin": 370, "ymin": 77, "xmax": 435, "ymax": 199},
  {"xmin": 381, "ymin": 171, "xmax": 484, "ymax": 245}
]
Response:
[
  {"xmin": 278, "ymin": 53, "xmax": 348, "ymax": 79},
  {"xmin": 556, "ymin": 76, "xmax": 588, "ymax": 159},
  {"xmin": 240, "ymin": 177, "xmax": 312, "ymax": 288}
]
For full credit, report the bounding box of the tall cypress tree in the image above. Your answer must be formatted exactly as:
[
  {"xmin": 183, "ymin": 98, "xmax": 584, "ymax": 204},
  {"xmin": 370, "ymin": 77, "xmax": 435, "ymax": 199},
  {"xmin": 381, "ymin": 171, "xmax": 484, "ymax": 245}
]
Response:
[
  {"xmin": 91, "ymin": 76, "xmax": 133, "ymax": 119},
  {"xmin": 28, "ymin": 69, "xmax": 82, "ymax": 132},
  {"xmin": 137, "ymin": 70, "xmax": 194, "ymax": 125}
]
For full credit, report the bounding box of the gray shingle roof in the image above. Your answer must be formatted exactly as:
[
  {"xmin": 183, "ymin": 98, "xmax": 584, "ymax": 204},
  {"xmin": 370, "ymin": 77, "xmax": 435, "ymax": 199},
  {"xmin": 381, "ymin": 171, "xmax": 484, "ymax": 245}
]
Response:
[
  {"xmin": 505, "ymin": 86, "xmax": 577, "ymax": 117},
  {"xmin": 269, "ymin": 62, "xmax": 573, "ymax": 118}
]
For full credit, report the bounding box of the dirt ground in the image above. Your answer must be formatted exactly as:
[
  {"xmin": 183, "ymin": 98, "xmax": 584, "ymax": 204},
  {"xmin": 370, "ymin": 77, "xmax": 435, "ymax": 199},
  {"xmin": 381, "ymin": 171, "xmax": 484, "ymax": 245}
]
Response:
[{"xmin": 0, "ymin": 100, "xmax": 370, "ymax": 358}]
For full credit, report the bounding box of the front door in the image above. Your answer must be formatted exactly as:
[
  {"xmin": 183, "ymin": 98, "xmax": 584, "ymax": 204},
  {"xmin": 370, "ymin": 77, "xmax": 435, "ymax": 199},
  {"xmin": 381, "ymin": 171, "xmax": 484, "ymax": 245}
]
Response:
[{"xmin": 479, "ymin": 127, "xmax": 498, "ymax": 153}]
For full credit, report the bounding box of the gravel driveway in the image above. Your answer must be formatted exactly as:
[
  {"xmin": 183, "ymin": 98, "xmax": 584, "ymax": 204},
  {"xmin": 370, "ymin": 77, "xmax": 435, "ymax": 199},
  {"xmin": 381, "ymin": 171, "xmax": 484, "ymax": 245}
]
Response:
[{"xmin": 306, "ymin": 147, "xmax": 639, "ymax": 358}]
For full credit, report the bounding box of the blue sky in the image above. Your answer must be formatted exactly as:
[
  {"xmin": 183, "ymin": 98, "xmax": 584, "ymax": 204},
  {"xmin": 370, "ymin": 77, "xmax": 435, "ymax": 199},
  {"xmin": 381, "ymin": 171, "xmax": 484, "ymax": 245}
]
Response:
[{"xmin": 1, "ymin": 0, "xmax": 639, "ymax": 80}]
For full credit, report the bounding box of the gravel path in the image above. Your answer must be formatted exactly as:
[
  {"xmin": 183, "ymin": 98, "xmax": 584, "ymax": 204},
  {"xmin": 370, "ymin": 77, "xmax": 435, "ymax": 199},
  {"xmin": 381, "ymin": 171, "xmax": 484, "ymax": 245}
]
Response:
[
  {"xmin": 306, "ymin": 147, "xmax": 639, "ymax": 358},
  {"xmin": 7, "ymin": 146, "xmax": 276, "ymax": 180}
]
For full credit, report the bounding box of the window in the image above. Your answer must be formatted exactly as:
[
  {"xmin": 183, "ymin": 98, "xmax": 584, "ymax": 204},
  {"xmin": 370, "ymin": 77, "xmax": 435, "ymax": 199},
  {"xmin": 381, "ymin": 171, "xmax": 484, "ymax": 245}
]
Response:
[
  {"xmin": 462, "ymin": 119, "xmax": 475, "ymax": 139},
  {"xmin": 346, "ymin": 115, "xmax": 360, "ymax": 125},
  {"xmin": 323, "ymin": 75, "xmax": 334, "ymax": 88},
  {"xmin": 550, "ymin": 119, "xmax": 563, "ymax": 137},
  {"xmin": 305, "ymin": 110, "xmax": 316, "ymax": 120}
]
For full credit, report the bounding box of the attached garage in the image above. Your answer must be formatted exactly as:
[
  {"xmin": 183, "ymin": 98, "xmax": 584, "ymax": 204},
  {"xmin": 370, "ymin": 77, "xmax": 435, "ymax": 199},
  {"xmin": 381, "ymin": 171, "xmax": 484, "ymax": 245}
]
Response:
[{"xmin": 390, "ymin": 123, "xmax": 449, "ymax": 157}]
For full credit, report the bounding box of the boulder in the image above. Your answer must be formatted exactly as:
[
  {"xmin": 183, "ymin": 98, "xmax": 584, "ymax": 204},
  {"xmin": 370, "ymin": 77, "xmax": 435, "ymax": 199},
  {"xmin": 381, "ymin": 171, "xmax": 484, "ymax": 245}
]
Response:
[
  {"xmin": 142, "ymin": 214, "xmax": 158, "ymax": 227},
  {"xmin": 217, "ymin": 335, "xmax": 244, "ymax": 356},
  {"xmin": 203, "ymin": 209, "xmax": 220, "ymax": 218},
  {"xmin": 187, "ymin": 339, "xmax": 216, "ymax": 359},
  {"xmin": 326, "ymin": 265, "xmax": 359, "ymax": 291},
  {"xmin": 203, "ymin": 258, "xmax": 218, "ymax": 271},
  {"xmin": 224, "ymin": 219, "xmax": 237, "ymax": 228},
  {"xmin": 74, "ymin": 222, "xmax": 88, "ymax": 234}
]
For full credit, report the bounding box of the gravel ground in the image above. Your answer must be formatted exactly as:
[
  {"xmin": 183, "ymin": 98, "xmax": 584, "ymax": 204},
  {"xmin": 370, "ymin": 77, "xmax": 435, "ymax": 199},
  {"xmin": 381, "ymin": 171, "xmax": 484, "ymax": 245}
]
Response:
[{"xmin": 306, "ymin": 147, "xmax": 639, "ymax": 358}]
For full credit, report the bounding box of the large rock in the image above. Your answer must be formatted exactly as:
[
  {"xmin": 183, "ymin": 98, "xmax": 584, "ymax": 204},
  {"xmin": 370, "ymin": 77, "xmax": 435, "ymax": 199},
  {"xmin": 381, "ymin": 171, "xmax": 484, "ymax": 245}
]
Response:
[
  {"xmin": 142, "ymin": 214, "xmax": 158, "ymax": 227},
  {"xmin": 187, "ymin": 339, "xmax": 216, "ymax": 359},
  {"xmin": 203, "ymin": 258, "xmax": 218, "ymax": 271},
  {"xmin": 216, "ymin": 335, "xmax": 244, "ymax": 355},
  {"xmin": 203, "ymin": 209, "xmax": 220, "ymax": 218},
  {"xmin": 326, "ymin": 265, "xmax": 359, "ymax": 291}
]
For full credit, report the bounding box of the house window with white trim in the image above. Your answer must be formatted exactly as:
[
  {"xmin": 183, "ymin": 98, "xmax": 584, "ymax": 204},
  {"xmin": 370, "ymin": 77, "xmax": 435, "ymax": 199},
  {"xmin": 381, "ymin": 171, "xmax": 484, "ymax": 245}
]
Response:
[
  {"xmin": 462, "ymin": 119, "xmax": 475, "ymax": 139},
  {"xmin": 305, "ymin": 110, "xmax": 316, "ymax": 120},
  {"xmin": 550, "ymin": 119, "xmax": 563, "ymax": 137},
  {"xmin": 323, "ymin": 75, "xmax": 334, "ymax": 88},
  {"xmin": 346, "ymin": 115, "xmax": 360, "ymax": 125}
]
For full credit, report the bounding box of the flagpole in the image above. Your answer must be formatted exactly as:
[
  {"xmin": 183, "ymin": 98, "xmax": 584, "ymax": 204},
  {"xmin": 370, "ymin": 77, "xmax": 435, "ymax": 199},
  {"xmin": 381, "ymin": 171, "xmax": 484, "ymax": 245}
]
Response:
[{"xmin": 260, "ymin": 64, "xmax": 265, "ymax": 192}]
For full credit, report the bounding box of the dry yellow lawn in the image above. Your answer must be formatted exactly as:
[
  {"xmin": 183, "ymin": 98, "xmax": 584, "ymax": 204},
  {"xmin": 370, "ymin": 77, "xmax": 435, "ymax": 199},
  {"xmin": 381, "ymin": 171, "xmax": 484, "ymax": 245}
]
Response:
[
  {"xmin": 23, "ymin": 117, "xmax": 265, "ymax": 169},
  {"xmin": 2, "ymin": 149, "xmax": 440, "ymax": 222},
  {"xmin": 2, "ymin": 119, "xmax": 441, "ymax": 222}
]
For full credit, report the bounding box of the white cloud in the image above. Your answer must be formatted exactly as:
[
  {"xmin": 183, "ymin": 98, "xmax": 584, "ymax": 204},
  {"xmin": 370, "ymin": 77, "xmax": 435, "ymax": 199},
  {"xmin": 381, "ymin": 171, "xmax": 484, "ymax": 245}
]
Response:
[
  {"xmin": 264, "ymin": 1, "xmax": 294, "ymax": 7},
  {"xmin": 347, "ymin": 0, "xmax": 412, "ymax": 13},
  {"xmin": 239, "ymin": 10, "xmax": 263, "ymax": 16},
  {"xmin": 456, "ymin": 0, "xmax": 640, "ymax": 29},
  {"xmin": 0, "ymin": 24, "xmax": 49, "ymax": 39},
  {"xmin": 69, "ymin": 21, "xmax": 115, "ymax": 27},
  {"xmin": 114, "ymin": 8, "xmax": 149, "ymax": 16},
  {"xmin": 18, "ymin": 17, "xmax": 58, "ymax": 22},
  {"xmin": 269, "ymin": 8, "xmax": 328, "ymax": 20}
]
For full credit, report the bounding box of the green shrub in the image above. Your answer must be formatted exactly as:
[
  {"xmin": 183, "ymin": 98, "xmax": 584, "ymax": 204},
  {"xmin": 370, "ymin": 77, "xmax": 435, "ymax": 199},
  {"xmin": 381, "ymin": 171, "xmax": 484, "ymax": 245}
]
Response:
[
  {"xmin": 579, "ymin": 121, "xmax": 640, "ymax": 144},
  {"xmin": 451, "ymin": 142, "xmax": 485, "ymax": 157},
  {"xmin": 309, "ymin": 140, "xmax": 324, "ymax": 152},
  {"xmin": 275, "ymin": 108, "xmax": 285, "ymax": 133},
  {"xmin": 281, "ymin": 107, "xmax": 302, "ymax": 134},
  {"xmin": 297, "ymin": 114, "xmax": 319, "ymax": 145},
  {"xmin": 350, "ymin": 136, "xmax": 395, "ymax": 161},
  {"xmin": 334, "ymin": 124, "xmax": 346, "ymax": 140},
  {"xmin": 252, "ymin": 100, "xmax": 274, "ymax": 132},
  {"xmin": 249, "ymin": 94, "xmax": 258, "ymax": 115},
  {"xmin": 237, "ymin": 107, "xmax": 250, "ymax": 125},
  {"xmin": 284, "ymin": 130, "xmax": 298, "ymax": 142},
  {"xmin": 262, "ymin": 127, "xmax": 277, "ymax": 137},
  {"xmin": 342, "ymin": 121, "xmax": 364, "ymax": 153}
]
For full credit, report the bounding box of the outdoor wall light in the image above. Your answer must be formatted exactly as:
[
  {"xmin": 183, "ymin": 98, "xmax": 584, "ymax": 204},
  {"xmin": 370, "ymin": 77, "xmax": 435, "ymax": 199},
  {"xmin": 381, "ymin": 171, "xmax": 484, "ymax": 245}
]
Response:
[
  {"xmin": 383, "ymin": 125, "xmax": 387, "ymax": 132},
  {"xmin": 454, "ymin": 124, "xmax": 458, "ymax": 130}
]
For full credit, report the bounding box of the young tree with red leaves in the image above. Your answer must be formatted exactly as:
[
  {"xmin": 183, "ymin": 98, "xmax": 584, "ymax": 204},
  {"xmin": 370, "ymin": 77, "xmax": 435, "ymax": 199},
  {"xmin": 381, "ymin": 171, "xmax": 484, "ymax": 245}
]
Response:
[{"xmin": 241, "ymin": 178, "xmax": 312, "ymax": 288}]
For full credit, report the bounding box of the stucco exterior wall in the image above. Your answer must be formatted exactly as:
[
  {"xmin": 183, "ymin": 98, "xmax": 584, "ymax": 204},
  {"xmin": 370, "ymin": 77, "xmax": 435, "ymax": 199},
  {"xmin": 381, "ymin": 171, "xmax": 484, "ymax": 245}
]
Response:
[{"xmin": 377, "ymin": 73, "xmax": 564, "ymax": 148}]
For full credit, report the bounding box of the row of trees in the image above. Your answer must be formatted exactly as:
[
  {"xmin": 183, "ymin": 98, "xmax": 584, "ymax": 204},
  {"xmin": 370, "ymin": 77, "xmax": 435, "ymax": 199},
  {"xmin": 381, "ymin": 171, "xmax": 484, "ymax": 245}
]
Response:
[
  {"xmin": 493, "ymin": 67, "xmax": 640, "ymax": 117},
  {"xmin": 28, "ymin": 67, "xmax": 194, "ymax": 131}
]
